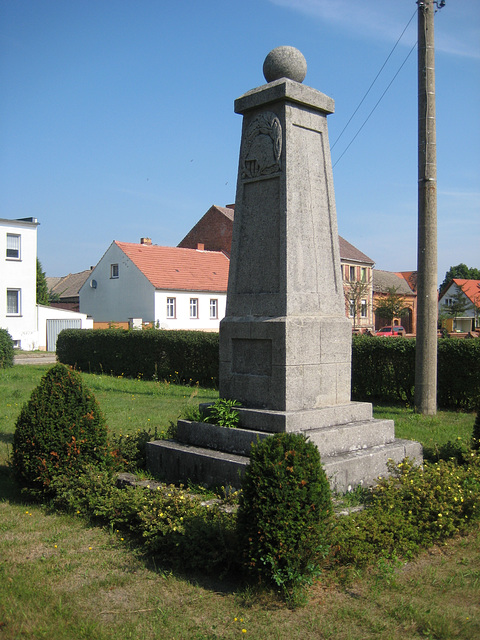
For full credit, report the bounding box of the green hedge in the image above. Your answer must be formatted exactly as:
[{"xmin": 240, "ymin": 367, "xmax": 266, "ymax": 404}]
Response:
[
  {"xmin": 56, "ymin": 329, "xmax": 219, "ymax": 387},
  {"xmin": 0, "ymin": 328, "xmax": 14, "ymax": 368},
  {"xmin": 351, "ymin": 335, "xmax": 416, "ymax": 405},
  {"xmin": 351, "ymin": 336, "xmax": 480, "ymax": 411},
  {"xmin": 56, "ymin": 330, "xmax": 479, "ymax": 410}
]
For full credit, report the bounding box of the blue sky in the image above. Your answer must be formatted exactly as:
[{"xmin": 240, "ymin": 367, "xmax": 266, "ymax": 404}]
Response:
[{"xmin": 1, "ymin": 0, "xmax": 479, "ymax": 285}]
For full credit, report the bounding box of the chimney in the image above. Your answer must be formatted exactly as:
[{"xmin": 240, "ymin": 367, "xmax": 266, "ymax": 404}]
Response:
[
  {"xmin": 197, "ymin": 243, "xmax": 205, "ymax": 251},
  {"xmin": 140, "ymin": 238, "xmax": 152, "ymax": 245}
]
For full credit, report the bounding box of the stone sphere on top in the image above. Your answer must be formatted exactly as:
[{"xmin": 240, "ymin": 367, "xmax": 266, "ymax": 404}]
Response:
[{"xmin": 263, "ymin": 46, "xmax": 307, "ymax": 83}]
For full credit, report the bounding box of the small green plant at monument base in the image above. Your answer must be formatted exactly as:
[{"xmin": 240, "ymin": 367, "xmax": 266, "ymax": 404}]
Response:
[
  {"xmin": 237, "ymin": 433, "xmax": 333, "ymax": 606},
  {"xmin": 204, "ymin": 398, "xmax": 242, "ymax": 428},
  {"xmin": 11, "ymin": 364, "xmax": 110, "ymax": 495}
]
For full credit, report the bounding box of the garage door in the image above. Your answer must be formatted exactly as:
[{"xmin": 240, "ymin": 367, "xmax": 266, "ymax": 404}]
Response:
[{"xmin": 46, "ymin": 319, "xmax": 82, "ymax": 352}]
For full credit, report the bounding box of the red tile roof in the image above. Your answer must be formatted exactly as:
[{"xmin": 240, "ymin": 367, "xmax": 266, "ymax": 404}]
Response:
[
  {"xmin": 115, "ymin": 242, "xmax": 229, "ymax": 292},
  {"xmin": 451, "ymin": 279, "xmax": 480, "ymax": 305},
  {"xmin": 395, "ymin": 271, "xmax": 417, "ymax": 292}
]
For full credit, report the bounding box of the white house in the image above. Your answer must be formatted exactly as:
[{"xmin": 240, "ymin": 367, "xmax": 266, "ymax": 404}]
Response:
[
  {"xmin": 438, "ymin": 278, "xmax": 480, "ymax": 332},
  {"xmin": 1, "ymin": 217, "xmax": 39, "ymax": 349},
  {"xmin": 1, "ymin": 216, "xmax": 92, "ymax": 350},
  {"xmin": 79, "ymin": 239, "xmax": 229, "ymax": 331}
]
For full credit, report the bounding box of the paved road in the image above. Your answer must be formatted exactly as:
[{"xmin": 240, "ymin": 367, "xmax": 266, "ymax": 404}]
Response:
[{"xmin": 14, "ymin": 353, "xmax": 58, "ymax": 365}]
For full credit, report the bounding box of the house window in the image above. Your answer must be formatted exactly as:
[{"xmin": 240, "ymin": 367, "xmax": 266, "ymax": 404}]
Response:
[
  {"xmin": 349, "ymin": 266, "xmax": 356, "ymax": 281},
  {"xmin": 210, "ymin": 298, "xmax": 218, "ymax": 319},
  {"xmin": 110, "ymin": 263, "xmax": 119, "ymax": 278},
  {"xmin": 7, "ymin": 289, "xmax": 21, "ymax": 315},
  {"xmin": 6, "ymin": 234, "xmax": 20, "ymax": 259},
  {"xmin": 361, "ymin": 267, "xmax": 367, "ymax": 283},
  {"xmin": 190, "ymin": 298, "xmax": 198, "ymax": 319},
  {"xmin": 166, "ymin": 297, "xmax": 176, "ymax": 318},
  {"xmin": 361, "ymin": 299, "xmax": 367, "ymax": 318},
  {"xmin": 349, "ymin": 299, "xmax": 355, "ymax": 317}
]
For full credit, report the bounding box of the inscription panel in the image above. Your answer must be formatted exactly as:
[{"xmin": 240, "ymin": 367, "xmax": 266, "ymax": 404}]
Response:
[
  {"xmin": 236, "ymin": 177, "xmax": 280, "ymax": 295},
  {"xmin": 232, "ymin": 338, "xmax": 272, "ymax": 377}
]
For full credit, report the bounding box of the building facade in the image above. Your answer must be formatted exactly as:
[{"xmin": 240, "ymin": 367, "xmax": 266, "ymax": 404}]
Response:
[
  {"xmin": 1, "ymin": 217, "xmax": 91, "ymax": 350},
  {"xmin": 80, "ymin": 240, "xmax": 229, "ymax": 330},
  {"xmin": 1, "ymin": 217, "xmax": 39, "ymax": 349}
]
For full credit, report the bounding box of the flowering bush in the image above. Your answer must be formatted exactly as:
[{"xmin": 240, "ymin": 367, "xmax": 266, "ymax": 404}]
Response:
[
  {"xmin": 50, "ymin": 467, "xmax": 238, "ymax": 575},
  {"xmin": 335, "ymin": 453, "xmax": 480, "ymax": 566}
]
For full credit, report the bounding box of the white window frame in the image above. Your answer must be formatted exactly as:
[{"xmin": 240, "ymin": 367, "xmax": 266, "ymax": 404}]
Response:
[
  {"xmin": 7, "ymin": 289, "xmax": 21, "ymax": 315},
  {"xmin": 6, "ymin": 234, "xmax": 21, "ymax": 260},
  {"xmin": 209, "ymin": 298, "xmax": 218, "ymax": 319},
  {"xmin": 361, "ymin": 299, "xmax": 367, "ymax": 318},
  {"xmin": 361, "ymin": 267, "xmax": 367, "ymax": 283},
  {"xmin": 190, "ymin": 298, "xmax": 198, "ymax": 319},
  {"xmin": 110, "ymin": 263, "xmax": 119, "ymax": 279},
  {"xmin": 166, "ymin": 297, "xmax": 176, "ymax": 319},
  {"xmin": 349, "ymin": 299, "xmax": 355, "ymax": 317}
]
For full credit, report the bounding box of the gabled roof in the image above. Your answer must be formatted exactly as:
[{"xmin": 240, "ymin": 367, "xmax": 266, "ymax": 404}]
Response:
[
  {"xmin": 396, "ymin": 271, "xmax": 417, "ymax": 292},
  {"xmin": 47, "ymin": 270, "xmax": 92, "ymax": 299},
  {"xmin": 115, "ymin": 241, "xmax": 229, "ymax": 292},
  {"xmin": 338, "ymin": 236, "xmax": 374, "ymax": 265},
  {"xmin": 373, "ymin": 270, "xmax": 415, "ymax": 295},
  {"xmin": 439, "ymin": 279, "xmax": 480, "ymax": 304}
]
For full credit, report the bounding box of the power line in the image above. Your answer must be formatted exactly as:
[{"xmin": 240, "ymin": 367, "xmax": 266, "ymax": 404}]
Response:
[
  {"xmin": 331, "ymin": 8, "xmax": 417, "ymax": 163},
  {"xmin": 333, "ymin": 41, "xmax": 417, "ymax": 168}
]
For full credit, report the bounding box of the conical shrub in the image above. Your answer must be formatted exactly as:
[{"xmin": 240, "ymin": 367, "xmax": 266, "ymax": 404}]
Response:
[
  {"xmin": 237, "ymin": 433, "xmax": 333, "ymax": 604},
  {"xmin": 12, "ymin": 364, "xmax": 110, "ymax": 494}
]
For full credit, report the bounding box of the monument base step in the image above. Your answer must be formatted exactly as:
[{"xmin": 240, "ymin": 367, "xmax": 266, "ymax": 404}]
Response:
[{"xmin": 146, "ymin": 437, "xmax": 423, "ymax": 494}]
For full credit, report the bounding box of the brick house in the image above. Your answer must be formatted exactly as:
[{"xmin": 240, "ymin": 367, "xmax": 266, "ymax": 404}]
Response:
[{"xmin": 373, "ymin": 269, "xmax": 417, "ymax": 333}]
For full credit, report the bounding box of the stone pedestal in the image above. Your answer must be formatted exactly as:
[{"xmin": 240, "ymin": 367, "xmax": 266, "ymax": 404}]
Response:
[{"xmin": 146, "ymin": 47, "xmax": 422, "ymax": 492}]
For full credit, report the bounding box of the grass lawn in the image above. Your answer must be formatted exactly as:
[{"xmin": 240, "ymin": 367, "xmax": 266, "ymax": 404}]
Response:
[{"xmin": 0, "ymin": 364, "xmax": 479, "ymax": 639}]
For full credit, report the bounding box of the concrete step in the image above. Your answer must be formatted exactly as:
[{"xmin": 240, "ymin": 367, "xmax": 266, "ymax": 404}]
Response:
[
  {"xmin": 176, "ymin": 420, "xmax": 269, "ymax": 456},
  {"xmin": 146, "ymin": 436, "xmax": 423, "ymax": 494},
  {"xmin": 236, "ymin": 402, "xmax": 374, "ymax": 433},
  {"xmin": 302, "ymin": 419, "xmax": 395, "ymax": 457},
  {"xmin": 323, "ymin": 439, "xmax": 424, "ymax": 494},
  {"xmin": 146, "ymin": 439, "xmax": 248, "ymax": 488}
]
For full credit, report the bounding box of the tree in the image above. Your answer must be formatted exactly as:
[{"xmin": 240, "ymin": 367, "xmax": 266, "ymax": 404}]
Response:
[
  {"xmin": 374, "ymin": 287, "xmax": 411, "ymax": 327},
  {"xmin": 344, "ymin": 279, "xmax": 370, "ymax": 330},
  {"xmin": 443, "ymin": 285, "xmax": 473, "ymax": 331},
  {"xmin": 439, "ymin": 264, "xmax": 480, "ymax": 294},
  {"xmin": 36, "ymin": 259, "xmax": 49, "ymax": 305}
]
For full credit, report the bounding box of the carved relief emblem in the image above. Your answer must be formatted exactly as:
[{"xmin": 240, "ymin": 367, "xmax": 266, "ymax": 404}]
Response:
[{"xmin": 242, "ymin": 112, "xmax": 282, "ymax": 179}]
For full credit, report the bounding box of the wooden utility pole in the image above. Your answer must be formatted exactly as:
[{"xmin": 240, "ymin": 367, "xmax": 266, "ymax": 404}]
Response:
[{"xmin": 414, "ymin": 0, "xmax": 441, "ymax": 415}]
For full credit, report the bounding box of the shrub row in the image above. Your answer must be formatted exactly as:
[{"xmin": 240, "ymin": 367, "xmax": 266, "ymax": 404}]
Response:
[
  {"xmin": 57, "ymin": 329, "xmax": 480, "ymax": 410},
  {"xmin": 351, "ymin": 336, "xmax": 480, "ymax": 410},
  {"xmin": 56, "ymin": 328, "xmax": 219, "ymax": 387},
  {"xmin": 0, "ymin": 328, "xmax": 14, "ymax": 368}
]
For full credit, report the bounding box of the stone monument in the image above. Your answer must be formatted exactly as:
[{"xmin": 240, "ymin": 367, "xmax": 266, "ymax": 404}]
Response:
[{"xmin": 147, "ymin": 47, "xmax": 422, "ymax": 492}]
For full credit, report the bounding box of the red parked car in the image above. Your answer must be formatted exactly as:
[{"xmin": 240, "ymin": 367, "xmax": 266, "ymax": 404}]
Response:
[{"xmin": 376, "ymin": 325, "xmax": 405, "ymax": 337}]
